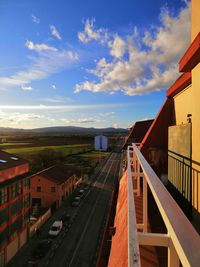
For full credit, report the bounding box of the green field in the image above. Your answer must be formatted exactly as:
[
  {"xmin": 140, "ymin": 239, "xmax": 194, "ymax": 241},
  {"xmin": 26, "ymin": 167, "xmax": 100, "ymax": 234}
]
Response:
[
  {"xmin": 0, "ymin": 142, "xmax": 31, "ymax": 147},
  {"xmin": 79, "ymin": 151, "xmax": 110, "ymax": 158},
  {"xmin": 3, "ymin": 144, "xmax": 92, "ymax": 157}
]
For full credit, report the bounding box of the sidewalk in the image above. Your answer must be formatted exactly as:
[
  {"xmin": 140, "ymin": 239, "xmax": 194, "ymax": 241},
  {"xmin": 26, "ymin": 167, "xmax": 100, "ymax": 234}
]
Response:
[{"xmin": 7, "ymin": 197, "xmax": 74, "ymax": 267}]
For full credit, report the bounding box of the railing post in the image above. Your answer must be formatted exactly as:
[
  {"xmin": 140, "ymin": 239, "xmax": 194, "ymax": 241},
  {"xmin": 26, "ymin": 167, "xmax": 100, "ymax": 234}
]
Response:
[
  {"xmin": 136, "ymin": 160, "xmax": 140, "ymax": 196},
  {"xmin": 168, "ymin": 239, "xmax": 179, "ymax": 267},
  {"xmin": 143, "ymin": 176, "xmax": 148, "ymax": 232}
]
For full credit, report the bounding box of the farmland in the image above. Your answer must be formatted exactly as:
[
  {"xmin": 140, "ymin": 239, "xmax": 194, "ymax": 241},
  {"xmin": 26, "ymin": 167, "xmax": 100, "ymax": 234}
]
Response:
[{"xmin": 0, "ymin": 133, "xmax": 116, "ymax": 175}]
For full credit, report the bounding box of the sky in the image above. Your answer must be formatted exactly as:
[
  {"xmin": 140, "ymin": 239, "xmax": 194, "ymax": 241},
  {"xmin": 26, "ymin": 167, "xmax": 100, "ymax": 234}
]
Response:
[{"xmin": 0, "ymin": 0, "xmax": 191, "ymax": 129}]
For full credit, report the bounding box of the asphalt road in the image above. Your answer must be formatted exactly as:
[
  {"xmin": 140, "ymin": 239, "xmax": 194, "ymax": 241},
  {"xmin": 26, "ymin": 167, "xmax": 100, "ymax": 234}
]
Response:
[{"xmin": 45, "ymin": 152, "xmax": 122, "ymax": 267}]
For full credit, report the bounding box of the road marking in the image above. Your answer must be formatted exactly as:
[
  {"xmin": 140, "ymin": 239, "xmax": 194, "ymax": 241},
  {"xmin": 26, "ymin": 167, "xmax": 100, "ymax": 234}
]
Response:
[{"xmin": 67, "ymin": 157, "xmax": 115, "ymax": 267}]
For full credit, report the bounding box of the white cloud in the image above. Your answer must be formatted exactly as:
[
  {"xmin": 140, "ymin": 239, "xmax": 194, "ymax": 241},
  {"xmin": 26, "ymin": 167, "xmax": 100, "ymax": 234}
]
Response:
[
  {"xmin": 0, "ymin": 111, "xmax": 46, "ymax": 127},
  {"xmin": 25, "ymin": 40, "xmax": 58, "ymax": 52},
  {"xmin": 78, "ymin": 18, "xmax": 107, "ymax": 44},
  {"xmin": 75, "ymin": 4, "xmax": 191, "ymax": 96},
  {"xmin": 50, "ymin": 25, "xmax": 62, "ymax": 40},
  {"xmin": 0, "ymin": 103, "xmax": 127, "ymax": 111},
  {"xmin": 31, "ymin": 15, "xmax": 40, "ymax": 24},
  {"xmin": 108, "ymin": 35, "xmax": 126, "ymax": 58},
  {"xmin": 112, "ymin": 123, "xmax": 118, "ymax": 129},
  {"xmin": 100, "ymin": 111, "xmax": 115, "ymax": 117},
  {"xmin": 42, "ymin": 97, "xmax": 66, "ymax": 103},
  {"xmin": 61, "ymin": 117, "xmax": 100, "ymax": 124},
  {"xmin": 0, "ymin": 46, "xmax": 79, "ymax": 90},
  {"xmin": 21, "ymin": 85, "xmax": 33, "ymax": 91},
  {"xmin": 67, "ymin": 51, "xmax": 79, "ymax": 61}
]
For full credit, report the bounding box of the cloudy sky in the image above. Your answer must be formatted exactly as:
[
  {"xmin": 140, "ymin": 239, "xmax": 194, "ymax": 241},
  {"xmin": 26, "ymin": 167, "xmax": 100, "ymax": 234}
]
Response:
[{"xmin": 0, "ymin": 0, "xmax": 191, "ymax": 129}]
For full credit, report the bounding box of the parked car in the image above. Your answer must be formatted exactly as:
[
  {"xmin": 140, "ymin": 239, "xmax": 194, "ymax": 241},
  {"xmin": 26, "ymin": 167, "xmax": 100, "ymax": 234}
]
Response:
[
  {"xmin": 32, "ymin": 239, "xmax": 52, "ymax": 259},
  {"xmin": 74, "ymin": 196, "xmax": 81, "ymax": 201},
  {"xmin": 25, "ymin": 258, "xmax": 38, "ymax": 267},
  {"xmin": 48, "ymin": 221, "xmax": 63, "ymax": 237},
  {"xmin": 71, "ymin": 199, "xmax": 80, "ymax": 207},
  {"xmin": 79, "ymin": 189, "xmax": 84, "ymax": 193},
  {"xmin": 60, "ymin": 213, "xmax": 71, "ymax": 223}
]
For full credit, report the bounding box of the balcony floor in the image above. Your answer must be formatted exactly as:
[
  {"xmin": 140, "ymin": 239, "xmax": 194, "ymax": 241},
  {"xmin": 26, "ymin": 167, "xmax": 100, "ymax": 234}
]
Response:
[{"xmin": 133, "ymin": 178, "xmax": 167, "ymax": 267}]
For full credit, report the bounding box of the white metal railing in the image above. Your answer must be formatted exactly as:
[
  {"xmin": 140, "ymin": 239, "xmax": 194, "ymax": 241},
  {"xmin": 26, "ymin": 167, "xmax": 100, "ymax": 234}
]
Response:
[
  {"xmin": 127, "ymin": 143, "xmax": 200, "ymax": 267},
  {"xmin": 127, "ymin": 147, "xmax": 141, "ymax": 267}
]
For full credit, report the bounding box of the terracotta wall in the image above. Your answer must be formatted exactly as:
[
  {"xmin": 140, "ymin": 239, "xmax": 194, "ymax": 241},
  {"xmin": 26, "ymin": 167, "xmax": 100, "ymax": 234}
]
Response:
[{"xmin": 0, "ymin": 163, "xmax": 29, "ymax": 183}]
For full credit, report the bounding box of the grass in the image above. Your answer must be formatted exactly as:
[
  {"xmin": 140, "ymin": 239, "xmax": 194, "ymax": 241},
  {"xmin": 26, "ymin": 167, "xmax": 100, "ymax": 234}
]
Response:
[
  {"xmin": 80, "ymin": 151, "xmax": 110, "ymax": 158},
  {"xmin": 0, "ymin": 142, "xmax": 31, "ymax": 147},
  {"xmin": 3, "ymin": 144, "xmax": 92, "ymax": 157}
]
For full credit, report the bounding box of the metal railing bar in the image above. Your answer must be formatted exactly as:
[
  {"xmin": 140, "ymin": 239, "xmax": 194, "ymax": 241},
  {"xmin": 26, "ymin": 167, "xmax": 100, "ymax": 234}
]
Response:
[
  {"xmin": 127, "ymin": 147, "xmax": 141, "ymax": 267},
  {"xmin": 131, "ymin": 143, "xmax": 200, "ymax": 267}
]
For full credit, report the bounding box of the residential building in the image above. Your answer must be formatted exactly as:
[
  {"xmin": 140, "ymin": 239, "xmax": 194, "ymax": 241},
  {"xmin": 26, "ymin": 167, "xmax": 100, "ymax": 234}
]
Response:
[
  {"xmin": 30, "ymin": 164, "xmax": 79, "ymax": 210},
  {"xmin": 104, "ymin": 0, "xmax": 200, "ymax": 266},
  {"xmin": 0, "ymin": 151, "xmax": 30, "ymax": 267},
  {"xmin": 94, "ymin": 135, "xmax": 108, "ymax": 151},
  {"xmin": 123, "ymin": 119, "xmax": 154, "ymax": 149}
]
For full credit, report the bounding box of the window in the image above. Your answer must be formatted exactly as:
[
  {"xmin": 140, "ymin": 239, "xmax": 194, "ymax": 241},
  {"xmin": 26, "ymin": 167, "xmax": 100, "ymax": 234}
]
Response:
[
  {"xmin": 24, "ymin": 178, "xmax": 30, "ymax": 191},
  {"xmin": 11, "ymin": 181, "xmax": 22, "ymax": 198},
  {"xmin": 10, "ymin": 216, "xmax": 22, "ymax": 238},
  {"xmin": 24, "ymin": 211, "xmax": 30, "ymax": 225},
  {"xmin": 36, "ymin": 186, "xmax": 41, "ymax": 192},
  {"xmin": 0, "ymin": 187, "xmax": 8, "ymax": 205},
  {"xmin": 24, "ymin": 193, "xmax": 30, "ymax": 208},
  {"xmin": 0, "ymin": 207, "xmax": 8, "ymax": 226},
  {"xmin": 51, "ymin": 187, "xmax": 56, "ymax": 192},
  {"xmin": 0, "ymin": 227, "xmax": 8, "ymax": 246},
  {"xmin": 11, "ymin": 199, "xmax": 22, "ymax": 217}
]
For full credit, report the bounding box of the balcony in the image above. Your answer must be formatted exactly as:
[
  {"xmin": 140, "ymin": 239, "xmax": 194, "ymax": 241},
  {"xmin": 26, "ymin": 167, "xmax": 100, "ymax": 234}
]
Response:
[{"xmin": 108, "ymin": 143, "xmax": 200, "ymax": 267}]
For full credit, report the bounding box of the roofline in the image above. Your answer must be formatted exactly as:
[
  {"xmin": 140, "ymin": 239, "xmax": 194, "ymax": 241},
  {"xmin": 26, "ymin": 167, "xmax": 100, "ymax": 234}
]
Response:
[
  {"xmin": 139, "ymin": 99, "xmax": 168, "ymax": 151},
  {"xmin": 166, "ymin": 72, "xmax": 191, "ymax": 98},
  {"xmin": 179, "ymin": 32, "xmax": 200, "ymax": 72},
  {"xmin": 30, "ymin": 164, "xmax": 76, "ymax": 184}
]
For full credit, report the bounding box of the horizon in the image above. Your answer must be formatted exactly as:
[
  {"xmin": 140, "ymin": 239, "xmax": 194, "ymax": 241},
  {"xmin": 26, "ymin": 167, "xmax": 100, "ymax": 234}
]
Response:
[
  {"xmin": 0, "ymin": 0, "xmax": 191, "ymax": 129},
  {"xmin": 0, "ymin": 124, "xmax": 129, "ymax": 131}
]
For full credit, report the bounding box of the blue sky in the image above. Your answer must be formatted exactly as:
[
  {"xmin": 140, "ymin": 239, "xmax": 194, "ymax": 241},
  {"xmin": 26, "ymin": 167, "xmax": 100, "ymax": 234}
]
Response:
[{"xmin": 0, "ymin": 0, "xmax": 191, "ymax": 129}]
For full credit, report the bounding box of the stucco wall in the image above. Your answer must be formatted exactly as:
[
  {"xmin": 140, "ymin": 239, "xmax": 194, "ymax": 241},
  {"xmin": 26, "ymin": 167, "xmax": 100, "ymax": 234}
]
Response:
[
  {"xmin": 192, "ymin": 0, "xmax": 200, "ymax": 40},
  {"xmin": 173, "ymin": 85, "xmax": 192, "ymax": 124},
  {"xmin": 31, "ymin": 174, "xmax": 76, "ymax": 208},
  {"xmin": 173, "ymin": 63, "xmax": 200, "ymax": 212},
  {"xmin": 31, "ymin": 175, "xmax": 60, "ymax": 208}
]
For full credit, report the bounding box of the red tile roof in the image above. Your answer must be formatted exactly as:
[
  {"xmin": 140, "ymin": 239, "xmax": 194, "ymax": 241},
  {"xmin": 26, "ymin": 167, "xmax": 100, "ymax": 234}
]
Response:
[
  {"xmin": 0, "ymin": 150, "xmax": 28, "ymax": 171},
  {"xmin": 32, "ymin": 164, "xmax": 75, "ymax": 184},
  {"xmin": 124, "ymin": 120, "xmax": 154, "ymax": 147}
]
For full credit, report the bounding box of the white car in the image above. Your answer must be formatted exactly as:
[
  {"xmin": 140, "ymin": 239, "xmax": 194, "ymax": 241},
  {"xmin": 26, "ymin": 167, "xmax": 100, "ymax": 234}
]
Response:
[{"xmin": 48, "ymin": 221, "xmax": 63, "ymax": 237}]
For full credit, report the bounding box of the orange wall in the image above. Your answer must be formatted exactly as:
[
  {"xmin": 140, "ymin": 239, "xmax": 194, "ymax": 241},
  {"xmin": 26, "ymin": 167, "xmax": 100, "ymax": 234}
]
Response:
[
  {"xmin": 108, "ymin": 172, "xmax": 128, "ymax": 267},
  {"xmin": 0, "ymin": 163, "xmax": 29, "ymax": 183},
  {"xmin": 31, "ymin": 175, "xmax": 76, "ymax": 208},
  {"xmin": 192, "ymin": 0, "xmax": 200, "ymax": 40}
]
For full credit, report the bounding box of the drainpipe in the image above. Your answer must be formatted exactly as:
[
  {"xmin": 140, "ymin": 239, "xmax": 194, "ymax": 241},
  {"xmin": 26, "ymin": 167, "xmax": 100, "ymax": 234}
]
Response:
[{"xmin": 187, "ymin": 114, "xmax": 192, "ymax": 220}]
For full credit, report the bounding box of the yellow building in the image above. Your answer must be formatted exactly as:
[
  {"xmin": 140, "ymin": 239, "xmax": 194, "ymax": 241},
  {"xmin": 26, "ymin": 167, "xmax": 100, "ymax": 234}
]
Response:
[{"xmin": 166, "ymin": 0, "xmax": 200, "ymax": 229}]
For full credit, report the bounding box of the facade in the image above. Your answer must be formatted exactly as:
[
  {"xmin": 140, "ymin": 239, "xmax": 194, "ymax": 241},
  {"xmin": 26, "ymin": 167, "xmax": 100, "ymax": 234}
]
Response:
[
  {"xmin": 30, "ymin": 164, "xmax": 79, "ymax": 209},
  {"xmin": 0, "ymin": 151, "xmax": 30, "ymax": 267},
  {"xmin": 94, "ymin": 135, "xmax": 108, "ymax": 151},
  {"xmin": 106, "ymin": 1, "xmax": 200, "ymax": 266},
  {"xmin": 123, "ymin": 119, "xmax": 153, "ymax": 149},
  {"xmin": 139, "ymin": 0, "xmax": 200, "ymax": 228}
]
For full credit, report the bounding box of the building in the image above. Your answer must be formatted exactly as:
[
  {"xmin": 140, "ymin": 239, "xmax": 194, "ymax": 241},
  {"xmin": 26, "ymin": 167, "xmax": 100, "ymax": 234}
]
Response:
[
  {"xmin": 30, "ymin": 164, "xmax": 79, "ymax": 210},
  {"xmin": 102, "ymin": 1, "xmax": 200, "ymax": 266},
  {"xmin": 94, "ymin": 135, "xmax": 108, "ymax": 151},
  {"xmin": 139, "ymin": 0, "xmax": 200, "ymax": 227},
  {"xmin": 0, "ymin": 151, "xmax": 30, "ymax": 267},
  {"xmin": 123, "ymin": 119, "xmax": 154, "ymax": 149}
]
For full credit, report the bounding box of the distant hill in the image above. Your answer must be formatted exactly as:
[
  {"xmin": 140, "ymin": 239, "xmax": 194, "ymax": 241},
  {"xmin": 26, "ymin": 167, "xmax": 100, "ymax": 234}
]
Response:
[{"xmin": 0, "ymin": 126, "xmax": 128, "ymax": 134}]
